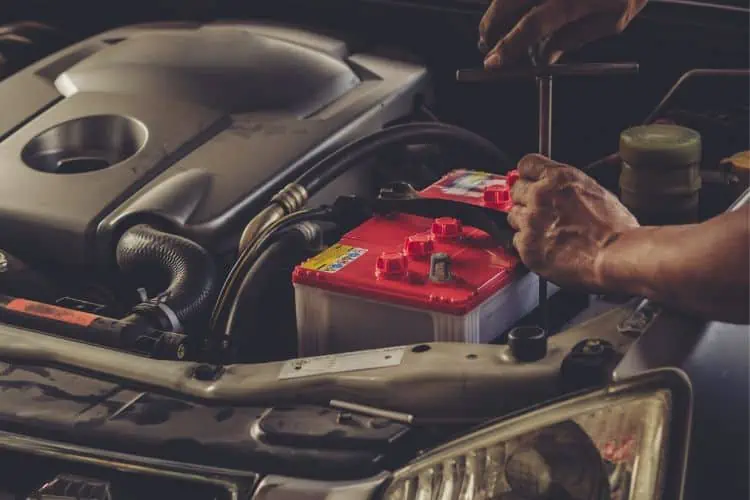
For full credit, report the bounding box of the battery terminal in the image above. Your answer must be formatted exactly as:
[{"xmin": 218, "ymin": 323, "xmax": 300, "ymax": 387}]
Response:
[
  {"xmin": 431, "ymin": 217, "xmax": 463, "ymax": 240},
  {"xmin": 404, "ymin": 233, "xmax": 435, "ymax": 258},
  {"xmin": 482, "ymin": 183, "xmax": 511, "ymax": 208},
  {"xmin": 375, "ymin": 252, "xmax": 409, "ymax": 279}
]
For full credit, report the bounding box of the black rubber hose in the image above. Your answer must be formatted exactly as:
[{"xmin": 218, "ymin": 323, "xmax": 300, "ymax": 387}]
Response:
[
  {"xmin": 223, "ymin": 229, "xmax": 311, "ymax": 362},
  {"xmin": 209, "ymin": 207, "xmax": 332, "ymax": 334},
  {"xmin": 294, "ymin": 122, "xmax": 513, "ymax": 196},
  {"xmin": 116, "ymin": 224, "xmax": 218, "ymax": 330}
]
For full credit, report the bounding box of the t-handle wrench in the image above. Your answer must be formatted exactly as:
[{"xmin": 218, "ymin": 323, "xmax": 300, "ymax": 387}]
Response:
[{"xmin": 456, "ymin": 60, "xmax": 639, "ymax": 335}]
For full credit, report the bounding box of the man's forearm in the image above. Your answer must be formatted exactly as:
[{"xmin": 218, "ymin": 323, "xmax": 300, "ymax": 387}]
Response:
[{"xmin": 595, "ymin": 206, "xmax": 750, "ymax": 324}]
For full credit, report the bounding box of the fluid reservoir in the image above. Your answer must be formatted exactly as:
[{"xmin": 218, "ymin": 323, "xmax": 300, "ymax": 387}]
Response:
[{"xmin": 619, "ymin": 124, "xmax": 702, "ymax": 225}]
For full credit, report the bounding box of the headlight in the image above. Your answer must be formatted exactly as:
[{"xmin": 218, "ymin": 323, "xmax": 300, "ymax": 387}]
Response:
[{"xmin": 383, "ymin": 368, "xmax": 691, "ymax": 500}]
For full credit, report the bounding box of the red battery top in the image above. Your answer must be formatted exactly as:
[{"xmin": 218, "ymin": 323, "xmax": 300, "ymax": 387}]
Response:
[{"xmin": 292, "ymin": 169, "xmax": 521, "ymax": 315}]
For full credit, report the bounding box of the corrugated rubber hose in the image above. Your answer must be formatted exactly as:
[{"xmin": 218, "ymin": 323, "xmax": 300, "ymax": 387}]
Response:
[{"xmin": 116, "ymin": 224, "xmax": 217, "ymax": 332}]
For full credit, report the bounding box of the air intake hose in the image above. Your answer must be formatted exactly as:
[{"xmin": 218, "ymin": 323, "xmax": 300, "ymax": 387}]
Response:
[{"xmin": 116, "ymin": 224, "xmax": 217, "ymax": 332}]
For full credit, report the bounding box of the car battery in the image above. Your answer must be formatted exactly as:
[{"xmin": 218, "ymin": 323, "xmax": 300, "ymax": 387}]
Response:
[{"xmin": 293, "ymin": 169, "xmax": 546, "ymax": 356}]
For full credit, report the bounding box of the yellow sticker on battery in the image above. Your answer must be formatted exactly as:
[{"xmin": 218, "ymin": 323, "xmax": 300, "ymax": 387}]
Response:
[{"xmin": 301, "ymin": 244, "xmax": 368, "ymax": 273}]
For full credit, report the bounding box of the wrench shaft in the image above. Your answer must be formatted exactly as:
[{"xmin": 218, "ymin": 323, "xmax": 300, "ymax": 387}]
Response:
[
  {"xmin": 455, "ymin": 62, "xmax": 639, "ymax": 82},
  {"xmin": 536, "ymin": 75, "xmax": 552, "ymax": 333},
  {"xmin": 537, "ymin": 75, "xmax": 553, "ymax": 157}
]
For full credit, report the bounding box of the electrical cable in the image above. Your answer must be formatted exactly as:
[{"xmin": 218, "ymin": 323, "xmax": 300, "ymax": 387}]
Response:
[
  {"xmin": 294, "ymin": 122, "xmax": 513, "ymax": 196},
  {"xmin": 209, "ymin": 207, "xmax": 331, "ymax": 335},
  {"xmin": 223, "ymin": 230, "xmax": 313, "ymax": 361}
]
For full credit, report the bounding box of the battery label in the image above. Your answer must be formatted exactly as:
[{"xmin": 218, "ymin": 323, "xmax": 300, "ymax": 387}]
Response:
[
  {"xmin": 438, "ymin": 170, "xmax": 505, "ymax": 198},
  {"xmin": 300, "ymin": 243, "xmax": 367, "ymax": 273}
]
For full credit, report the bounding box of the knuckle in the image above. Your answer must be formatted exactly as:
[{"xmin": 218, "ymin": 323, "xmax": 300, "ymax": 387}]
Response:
[
  {"xmin": 518, "ymin": 154, "xmax": 548, "ymax": 177},
  {"xmin": 521, "ymin": 153, "xmax": 543, "ymax": 162},
  {"xmin": 518, "ymin": 153, "xmax": 542, "ymax": 168},
  {"xmin": 511, "ymin": 206, "xmax": 531, "ymax": 229},
  {"xmin": 543, "ymin": 165, "xmax": 578, "ymax": 188},
  {"xmin": 507, "ymin": 209, "xmax": 518, "ymax": 228},
  {"xmin": 544, "ymin": 166, "xmax": 563, "ymax": 181},
  {"xmin": 557, "ymin": 165, "xmax": 576, "ymax": 177},
  {"xmin": 553, "ymin": 167, "xmax": 578, "ymax": 186}
]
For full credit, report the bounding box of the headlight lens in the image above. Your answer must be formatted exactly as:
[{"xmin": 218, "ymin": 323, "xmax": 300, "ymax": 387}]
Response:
[{"xmin": 383, "ymin": 369, "xmax": 691, "ymax": 500}]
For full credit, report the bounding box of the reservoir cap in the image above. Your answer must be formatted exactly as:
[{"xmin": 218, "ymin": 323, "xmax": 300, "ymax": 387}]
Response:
[{"xmin": 619, "ymin": 124, "xmax": 702, "ymax": 170}]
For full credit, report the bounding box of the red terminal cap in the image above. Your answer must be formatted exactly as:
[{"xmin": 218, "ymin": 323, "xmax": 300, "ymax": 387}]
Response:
[
  {"xmin": 404, "ymin": 233, "xmax": 435, "ymax": 258},
  {"xmin": 506, "ymin": 170, "xmax": 520, "ymax": 188},
  {"xmin": 483, "ymin": 184, "xmax": 510, "ymax": 207},
  {"xmin": 375, "ymin": 252, "xmax": 409, "ymax": 278},
  {"xmin": 431, "ymin": 217, "xmax": 463, "ymax": 240}
]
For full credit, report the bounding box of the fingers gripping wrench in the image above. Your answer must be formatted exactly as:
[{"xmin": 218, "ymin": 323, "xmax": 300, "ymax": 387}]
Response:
[{"xmin": 456, "ymin": 59, "xmax": 639, "ymax": 335}]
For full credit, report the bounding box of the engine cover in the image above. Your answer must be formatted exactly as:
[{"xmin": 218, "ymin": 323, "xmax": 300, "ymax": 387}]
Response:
[{"xmin": 0, "ymin": 22, "xmax": 428, "ymax": 267}]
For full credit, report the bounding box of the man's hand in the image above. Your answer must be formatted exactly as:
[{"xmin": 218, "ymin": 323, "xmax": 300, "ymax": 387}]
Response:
[
  {"xmin": 508, "ymin": 154, "xmax": 639, "ymax": 290},
  {"xmin": 479, "ymin": 0, "xmax": 648, "ymax": 68}
]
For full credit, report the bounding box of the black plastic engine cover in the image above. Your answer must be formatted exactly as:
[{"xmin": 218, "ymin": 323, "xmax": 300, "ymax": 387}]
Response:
[{"xmin": 0, "ymin": 22, "xmax": 428, "ymax": 267}]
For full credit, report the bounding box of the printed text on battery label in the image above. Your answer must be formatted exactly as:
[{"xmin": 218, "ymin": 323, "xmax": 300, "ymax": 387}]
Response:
[{"xmin": 300, "ymin": 243, "xmax": 367, "ymax": 273}]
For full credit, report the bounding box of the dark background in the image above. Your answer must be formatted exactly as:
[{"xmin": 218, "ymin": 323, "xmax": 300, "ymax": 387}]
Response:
[{"xmin": 0, "ymin": 3, "xmax": 747, "ymax": 499}]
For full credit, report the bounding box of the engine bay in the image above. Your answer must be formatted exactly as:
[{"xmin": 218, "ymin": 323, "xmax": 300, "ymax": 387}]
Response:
[
  {"xmin": 0, "ymin": 19, "xmax": 747, "ymax": 368},
  {"xmin": 0, "ymin": 13, "xmax": 747, "ymax": 498},
  {"xmin": 0, "ymin": 21, "xmax": 539, "ymax": 363}
]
